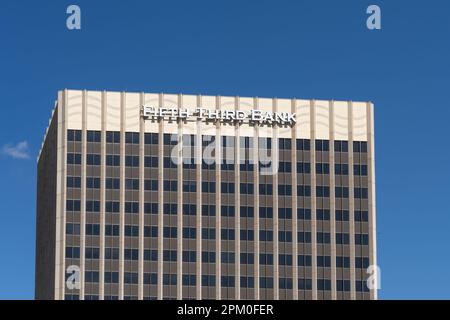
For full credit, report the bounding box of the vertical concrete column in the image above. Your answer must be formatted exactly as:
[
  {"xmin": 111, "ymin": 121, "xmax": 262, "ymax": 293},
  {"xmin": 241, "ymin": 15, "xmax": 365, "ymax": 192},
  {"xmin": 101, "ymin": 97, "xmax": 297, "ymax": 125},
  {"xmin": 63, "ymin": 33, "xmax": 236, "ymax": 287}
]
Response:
[
  {"xmin": 348, "ymin": 101, "xmax": 356, "ymax": 300},
  {"xmin": 196, "ymin": 95, "xmax": 203, "ymax": 300},
  {"xmin": 367, "ymin": 102, "xmax": 377, "ymax": 300},
  {"xmin": 118, "ymin": 92, "xmax": 126, "ymax": 300},
  {"xmin": 253, "ymin": 97, "xmax": 260, "ymax": 300},
  {"xmin": 329, "ymin": 101, "xmax": 337, "ymax": 300},
  {"xmin": 234, "ymin": 96, "xmax": 241, "ymax": 299},
  {"xmin": 177, "ymin": 94, "xmax": 184, "ymax": 300},
  {"xmin": 99, "ymin": 91, "xmax": 107, "ymax": 300},
  {"xmin": 215, "ymin": 96, "xmax": 222, "ymax": 300},
  {"xmin": 291, "ymin": 99, "xmax": 298, "ymax": 300},
  {"xmin": 138, "ymin": 92, "xmax": 145, "ymax": 300},
  {"xmin": 310, "ymin": 100, "xmax": 318, "ymax": 300},
  {"xmin": 272, "ymin": 98, "xmax": 279, "ymax": 300},
  {"xmin": 80, "ymin": 90, "xmax": 87, "ymax": 300},
  {"xmin": 157, "ymin": 93, "xmax": 164, "ymax": 300}
]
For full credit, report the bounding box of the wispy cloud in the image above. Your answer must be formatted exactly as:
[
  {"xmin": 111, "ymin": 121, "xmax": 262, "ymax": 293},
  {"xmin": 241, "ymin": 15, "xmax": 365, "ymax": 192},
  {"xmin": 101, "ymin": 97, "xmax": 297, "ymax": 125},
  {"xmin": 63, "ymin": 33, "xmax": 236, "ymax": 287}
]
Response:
[{"xmin": 1, "ymin": 141, "xmax": 30, "ymax": 159}]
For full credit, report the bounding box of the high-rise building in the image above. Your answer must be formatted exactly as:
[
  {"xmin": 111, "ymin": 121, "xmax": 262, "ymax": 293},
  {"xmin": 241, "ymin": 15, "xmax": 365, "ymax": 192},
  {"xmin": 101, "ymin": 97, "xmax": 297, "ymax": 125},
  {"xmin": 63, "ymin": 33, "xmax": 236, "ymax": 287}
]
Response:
[{"xmin": 35, "ymin": 89, "xmax": 377, "ymax": 300}]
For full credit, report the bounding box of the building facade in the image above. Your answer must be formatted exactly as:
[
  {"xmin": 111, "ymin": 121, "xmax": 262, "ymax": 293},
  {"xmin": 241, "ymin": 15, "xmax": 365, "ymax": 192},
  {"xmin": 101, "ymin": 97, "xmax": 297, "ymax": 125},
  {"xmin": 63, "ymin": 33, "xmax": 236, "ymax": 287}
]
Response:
[{"xmin": 36, "ymin": 89, "xmax": 377, "ymax": 300}]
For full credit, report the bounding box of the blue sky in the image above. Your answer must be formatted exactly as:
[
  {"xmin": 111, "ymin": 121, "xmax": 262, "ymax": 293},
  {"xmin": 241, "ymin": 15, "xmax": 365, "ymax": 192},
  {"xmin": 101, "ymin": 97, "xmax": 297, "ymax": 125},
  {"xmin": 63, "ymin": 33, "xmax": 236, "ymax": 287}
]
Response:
[{"xmin": 0, "ymin": 0, "xmax": 449, "ymax": 299}]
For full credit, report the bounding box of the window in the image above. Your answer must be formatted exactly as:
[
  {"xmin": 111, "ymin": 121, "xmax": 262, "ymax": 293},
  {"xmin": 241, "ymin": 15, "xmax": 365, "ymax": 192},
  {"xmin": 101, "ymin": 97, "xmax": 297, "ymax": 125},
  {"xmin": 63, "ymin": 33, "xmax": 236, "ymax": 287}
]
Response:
[
  {"xmin": 278, "ymin": 161, "xmax": 292, "ymax": 173},
  {"xmin": 260, "ymin": 277, "xmax": 274, "ymax": 289},
  {"xmin": 163, "ymin": 250, "xmax": 177, "ymax": 262},
  {"xmin": 202, "ymin": 181, "xmax": 216, "ymax": 193},
  {"xmin": 221, "ymin": 252, "xmax": 235, "ymax": 264},
  {"xmin": 221, "ymin": 276, "xmax": 235, "ymax": 288},
  {"xmin": 125, "ymin": 132, "xmax": 139, "ymax": 144},
  {"xmin": 316, "ymin": 163, "xmax": 330, "ymax": 174},
  {"xmin": 298, "ymin": 232, "xmax": 312, "ymax": 243},
  {"xmin": 353, "ymin": 141, "xmax": 368, "ymax": 153},
  {"xmin": 316, "ymin": 186, "xmax": 330, "ymax": 198},
  {"xmin": 260, "ymin": 230, "xmax": 273, "ymax": 242},
  {"xmin": 144, "ymin": 226, "xmax": 158, "ymax": 238},
  {"xmin": 85, "ymin": 271, "xmax": 99, "ymax": 283},
  {"xmin": 221, "ymin": 205, "xmax": 235, "ymax": 217},
  {"xmin": 240, "ymin": 183, "xmax": 254, "ymax": 195},
  {"xmin": 317, "ymin": 232, "xmax": 330, "ymax": 244},
  {"xmin": 125, "ymin": 201, "xmax": 139, "ymax": 214},
  {"xmin": 86, "ymin": 200, "xmax": 100, "ymax": 213},
  {"xmin": 85, "ymin": 247, "xmax": 100, "ymax": 259},
  {"xmin": 317, "ymin": 279, "xmax": 331, "ymax": 291},
  {"xmin": 335, "ymin": 186, "xmax": 349, "ymax": 198},
  {"xmin": 336, "ymin": 233, "xmax": 350, "ymax": 245},
  {"xmin": 296, "ymin": 139, "xmax": 310, "ymax": 151},
  {"xmin": 202, "ymin": 251, "xmax": 215, "ymax": 263},
  {"xmin": 221, "ymin": 182, "xmax": 235, "ymax": 194},
  {"xmin": 316, "ymin": 209, "xmax": 330, "ymax": 220},
  {"xmin": 297, "ymin": 162, "xmax": 311, "ymax": 174},
  {"xmin": 144, "ymin": 179, "xmax": 158, "ymax": 191},
  {"xmin": 106, "ymin": 131, "xmax": 120, "ymax": 143},
  {"xmin": 279, "ymin": 138, "xmax": 291, "ymax": 150},
  {"xmin": 125, "ymin": 155, "xmax": 139, "ymax": 167},
  {"xmin": 297, "ymin": 208, "xmax": 311, "ymax": 220},
  {"xmin": 86, "ymin": 177, "xmax": 100, "ymax": 189},
  {"xmin": 144, "ymin": 156, "xmax": 158, "ymax": 168},
  {"xmin": 278, "ymin": 184, "xmax": 292, "ymax": 196},
  {"xmin": 104, "ymin": 272, "xmax": 119, "ymax": 284},
  {"xmin": 163, "ymin": 227, "xmax": 177, "ymax": 238},
  {"xmin": 144, "ymin": 202, "xmax": 158, "ymax": 214},
  {"xmin": 260, "ymin": 254, "xmax": 273, "ymax": 265},
  {"xmin": 67, "ymin": 153, "xmax": 81, "ymax": 165},
  {"xmin": 144, "ymin": 133, "xmax": 158, "ymax": 145},
  {"xmin": 335, "ymin": 163, "xmax": 349, "ymax": 175},
  {"xmin": 182, "ymin": 204, "xmax": 196, "ymax": 216},
  {"xmin": 105, "ymin": 201, "xmax": 120, "ymax": 213},
  {"xmin": 299, "ymin": 278, "xmax": 312, "ymax": 290},
  {"xmin": 67, "ymin": 176, "xmax": 81, "ymax": 188},
  {"xmin": 124, "ymin": 248, "xmax": 139, "ymax": 261},
  {"xmin": 183, "ymin": 181, "xmax": 196, "ymax": 193},
  {"xmin": 182, "ymin": 251, "xmax": 196, "ymax": 263},
  {"xmin": 336, "ymin": 256, "xmax": 350, "ymax": 268},
  {"xmin": 183, "ymin": 274, "xmax": 196, "ymax": 286},
  {"xmin": 163, "ymin": 180, "xmax": 177, "ymax": 192},
  {"xmin": 66, "ymin": 223, "xmax": 80, "ymax": 235},
  {"xmin": 163, "ymin": 203, "xmax": 177, "ymax": 215},
  {"xmin": 106, "ymin": 155, "xmax": 120, "ymax": 166},
  {"xmin": 354, "ymin": 187, "xmax": 369, "ymax": 199},
  {"xmin": 355, "ymin": 210, "xmax": 369, "ymax": 222},
  {"xmin": 355, "ymin": 257, "xmax": 370, "ymax": 269},
  {"xmin": 278, "ymin": 231, "xmax": 292, "ymax": 242},
  {"xmin": 66, "ymin": 199, "xmax": 81, "ymax": 211},
  {"xmin": 334, "ymin": 140, "xmax": 348, "ymax": 152},
  {"xmin": 163, "ymin": 274, "xmax": 177, "ymax": 285},
  {"xmin": 259, "ymin": 183, "xmax": 273, "ymax": 195},
  {"xmin": 240, "ymin": 229, "xmax": 254, "ymax": 241},
  {"xmin": 163, "ymin": 134, "xmax": 177, "ymax": 146},
  {"xmin": 336, "ymin": 210, "xmax": 349, "ymax": 221},
  {"xmin": 240, "ymin": 253, "xmax": 254, "ymax": 264},
  {"xmin": 355, "ymin": 233, "xmax": 369, "ymax": 245},
  {"xmin": 124, "ymin": 225, "xmax": 139, "ymax": 237},
  {"xmin": 221, "ymin": 228, "xmax": 235, "ymax": 240},
  {"xmin": 317, "ymin": 255, "xmax": 331, "ymax": 267},
  {"xmin": 124, "ymin": 272, "xmax": 138, "ymax": 284},
  {"xmin": 298, "ymin": 254, "xmax": 312, "ymax": 267},
  {"xmin": 67, "ymin": 129, "xmax": 82, "ymax": 142},
  {"xmin": 86, "ymin": 154, "xmax": 101, "ymax": 166},
  {"xmin": 163, "ymin": 156, "xmax": 177, "ymax": 169},
  {"xmin": 202, "ymin": 204, "xmax": 215, "ymax": 216},
  {"xmin": 144, "ymin": 249, "xmax": 158, "ymax": 261},
  {"xmin": 354, "ymin": 164, "xmax": 368, "ymax": 176},
  {"xmin": 240, "ymin": 206, "xmax": 254, "ymax": 218},
  {"xmin": 87, "ymin": 131, "xmax": 101, "ymax": 143},
  {"xmin": 356, "ymin": 280, "xmax": 370, "ymax": 292},
  {"xmin": 279, "ymin": 278, "xmax": 293, "ymax": 289},
  {"xmin": 259, "ymin": 207, "xmax": 273, "ymax": 219},
  {"xmin": 104, "ymin": 178, "xmax": 119, "ymax": 189},
  {"xmin": 105, "ymin": 224, "xmax": 120, "ymax": 237},
  {"xmin": 201, "ymin": 275, "xmax": 215, "ymax": 287},
  {"xmin": 315, "ymin": 140, "xmax": 329, "ymax": 152},
  {"xmin": 125, "ymin": 178, "xmax": 139, "ymax": 190},
  {"xmin": 105, "ymin": 248, "xmax": 119, "ymax": 260},
  {"xmin": 297, "ymin": 185, "xmax": 311, "ymax": 197},
  {"xmin": 183, "ymin": 227, "xmax": 196, "ymax": 239},
  {"xmin": 279, "ymin": 254, "xmax": 293, "ymax": 266},
  {"xmin": 337, "ymin": 280, "xmax": 351, "ymax": 292},
  {"xmin": 65, "ymin": 246, "xmax": 80, "ymax": 259},
  {"xmin": 240, "ymin": 276, "xmax": 254, "ymax": 288},
  {"xmin": 85, "ymin": 224, "xmax": 100, "ymax": 236}
]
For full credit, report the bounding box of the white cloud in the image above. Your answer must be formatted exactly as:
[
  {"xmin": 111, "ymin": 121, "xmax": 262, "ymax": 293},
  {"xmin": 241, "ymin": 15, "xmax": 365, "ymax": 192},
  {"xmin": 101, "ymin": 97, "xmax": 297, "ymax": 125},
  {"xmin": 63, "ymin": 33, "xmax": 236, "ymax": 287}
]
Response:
[{"xmin": 1, "ymin": 141, "xmax": 30, "ymax": 159}]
